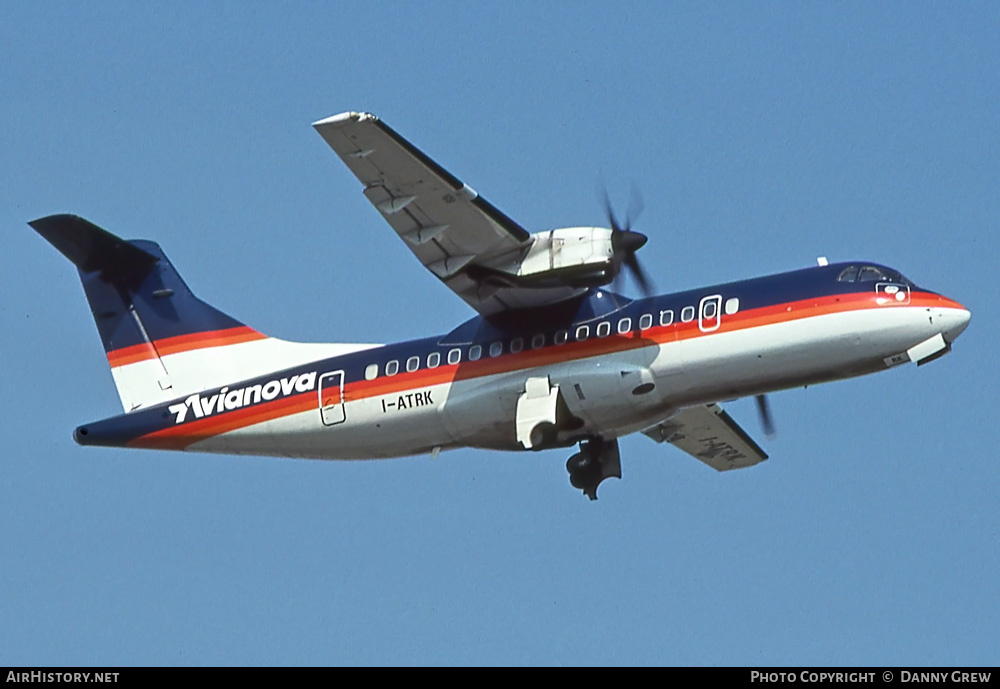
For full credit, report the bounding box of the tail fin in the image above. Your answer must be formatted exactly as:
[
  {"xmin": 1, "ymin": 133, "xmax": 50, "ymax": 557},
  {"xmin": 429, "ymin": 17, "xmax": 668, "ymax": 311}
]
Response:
[{"xmin": 30, "ymin": 215, "xmax": 363, "ymax": 412}]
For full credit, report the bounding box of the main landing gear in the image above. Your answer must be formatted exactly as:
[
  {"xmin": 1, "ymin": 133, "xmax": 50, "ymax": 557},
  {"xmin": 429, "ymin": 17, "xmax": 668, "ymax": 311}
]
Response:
[{"xmin": 566, "ymin": 437, "xmax": 621, "ymax": 500}]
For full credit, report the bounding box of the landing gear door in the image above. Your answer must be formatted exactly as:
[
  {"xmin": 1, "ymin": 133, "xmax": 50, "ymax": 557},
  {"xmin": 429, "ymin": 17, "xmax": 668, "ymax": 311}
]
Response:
[
  {"xmin": 699, "ymin": 294, "xmax": 722, "ymax": 333},
  {"xmin": 319, "ymin": 371, "xmax": 346, "ymax": 426}
]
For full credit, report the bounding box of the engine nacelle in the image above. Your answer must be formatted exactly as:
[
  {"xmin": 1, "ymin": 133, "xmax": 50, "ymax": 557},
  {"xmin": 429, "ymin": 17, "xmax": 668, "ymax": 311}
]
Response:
[{"xmin": 472, "ymin": 227, "xmax": 616, "ymax": 289}]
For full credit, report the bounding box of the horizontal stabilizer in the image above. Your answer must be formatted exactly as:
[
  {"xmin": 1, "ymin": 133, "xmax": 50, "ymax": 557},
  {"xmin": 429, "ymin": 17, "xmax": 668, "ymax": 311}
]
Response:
[{"xmin": 29, "ymin": 214, "xmax": 158, "ymax": 285}]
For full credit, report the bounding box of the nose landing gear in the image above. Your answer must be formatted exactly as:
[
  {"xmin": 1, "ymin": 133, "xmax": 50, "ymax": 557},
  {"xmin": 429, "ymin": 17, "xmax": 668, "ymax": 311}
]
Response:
[{"xmin": 566, "ymin": 437, "xmax": 621, "ymax": 500}]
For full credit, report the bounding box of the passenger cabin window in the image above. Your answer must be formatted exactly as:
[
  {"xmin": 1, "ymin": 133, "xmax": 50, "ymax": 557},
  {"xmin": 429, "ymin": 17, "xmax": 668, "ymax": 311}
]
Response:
[
  {"xmin": 447, "ymin": 348, "xmax": 462, "ymax": 365},
  {"xmin": 406, "ymin": 356, "xmax": 420, "ymax": 373},
  {"xmin": 639, "ymin": 314, "xmax": 653, "ymax": 330},
  {"xmin": 489, "ymin": 342, "xmax": 503, "ymax": 357},
  {"xmin": 597, "ymin": 322, "xmax": 611, "ymax": 337},
  {"xmin": 681, "ymin": 306, "xmax": 695, "ymax": 322},
  {"xmin": 364, "ymin": 363, "xmax": 379, "ymax": 381},
  {"xmin": 576, "ymin": 325, "xmax": 590, "ymax": 341},
  {"xmin": 725, "ymin": 297, "xmax": 740, "ymax": 315},
  {"xmin": 386, "ymin": 360, "xmax": 399, "ymax": 376},
  {"xmin": 510, "ymin": 337, "xmax": 524, "ymax": 353},
  {"xmin": 659, "ymin": 310, "xmax": 674, "ymax": 326},
  {"xmin": 554, "ymin": 330, "xmax": 568, "ymax": 345},
  {"xmin": 617, "ymin": 318, "xmax": 632, "ymax": 334},
  {"xmin": 427, "ymin": 352, "xmax": 441, "ymax": 369},
  {"xmin": 531, "ymin": 334, "xmax": 545, "ymax": 349},
  {"xmin": 469, "ymin": 345, "xmax": 482, "ymax": 361}
]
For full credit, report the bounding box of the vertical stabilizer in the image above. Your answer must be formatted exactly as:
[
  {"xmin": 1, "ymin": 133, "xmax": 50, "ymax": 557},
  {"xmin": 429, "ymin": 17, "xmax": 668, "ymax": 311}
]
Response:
[
  {"xmin": 30, "ymin": 215, "xmax": 265, "ymax": 410},
  {"xmin": 30, "ymin": 215, "xmax": 373, "ymax": 412}
]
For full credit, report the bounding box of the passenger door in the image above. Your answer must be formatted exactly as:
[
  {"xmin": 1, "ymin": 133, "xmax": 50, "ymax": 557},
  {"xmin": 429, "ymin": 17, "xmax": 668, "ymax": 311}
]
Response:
[{"xmin": 319, "ymin": 371, "xmax": 346, "ymax": 426}]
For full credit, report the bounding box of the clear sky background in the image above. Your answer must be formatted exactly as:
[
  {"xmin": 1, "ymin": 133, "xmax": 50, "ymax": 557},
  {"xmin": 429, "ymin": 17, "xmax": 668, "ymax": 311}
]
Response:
[{"xmin": 2, "ymin": 2, "xmax": 998, "ymax": 666}]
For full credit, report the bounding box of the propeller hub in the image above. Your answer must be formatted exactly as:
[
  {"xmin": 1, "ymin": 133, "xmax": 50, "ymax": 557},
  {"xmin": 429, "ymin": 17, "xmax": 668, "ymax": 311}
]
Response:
[{"xmin": 614, "ymin": 229, "xmax": 648, "ymax": 254}]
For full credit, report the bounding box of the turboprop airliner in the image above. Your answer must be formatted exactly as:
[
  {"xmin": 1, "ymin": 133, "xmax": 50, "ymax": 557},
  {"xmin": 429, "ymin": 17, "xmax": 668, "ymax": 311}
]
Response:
[{"xmin": 30, "ymin": 111, "xmax": 971, "ymax": 499}]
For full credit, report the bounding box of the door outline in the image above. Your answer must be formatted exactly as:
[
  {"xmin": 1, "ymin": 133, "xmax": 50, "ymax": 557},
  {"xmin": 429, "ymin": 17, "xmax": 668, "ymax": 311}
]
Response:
[
  {"xmin": 699, "ymin": 294, "xmax": 723, "ymax": 333},
  {"xmin": 319, "ymin": 370, "xmax": 346, "ymax": 426}
]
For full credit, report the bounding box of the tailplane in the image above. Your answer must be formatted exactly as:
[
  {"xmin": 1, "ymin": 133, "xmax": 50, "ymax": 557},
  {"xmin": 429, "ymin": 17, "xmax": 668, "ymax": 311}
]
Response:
[{"xmin": 31, "ymin": 215, "xmax": 373, "ymax": 411}]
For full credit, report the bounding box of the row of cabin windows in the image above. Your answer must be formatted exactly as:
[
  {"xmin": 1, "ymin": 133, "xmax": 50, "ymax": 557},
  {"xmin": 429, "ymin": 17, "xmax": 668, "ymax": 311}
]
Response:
[{"xmin": 365, "ymin": 297, "xmax": 740, "ymax": 380}]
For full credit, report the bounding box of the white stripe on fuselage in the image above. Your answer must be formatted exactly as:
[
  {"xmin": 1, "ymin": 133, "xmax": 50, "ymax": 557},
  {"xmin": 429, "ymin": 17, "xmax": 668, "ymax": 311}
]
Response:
[
  {"xmin": 186, "ymin": 304, "xmax": 958, "ymax": 459},
  {"xmin": 111, "ymin": 338, "xmax": 381, "ymax": 412}
]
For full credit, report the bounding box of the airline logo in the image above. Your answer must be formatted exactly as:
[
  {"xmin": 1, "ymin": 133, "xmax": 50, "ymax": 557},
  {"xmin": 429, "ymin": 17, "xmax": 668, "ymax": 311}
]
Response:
[{"xmin": 168, "ymin": 372, "xmax": 317, "ymax": 424}]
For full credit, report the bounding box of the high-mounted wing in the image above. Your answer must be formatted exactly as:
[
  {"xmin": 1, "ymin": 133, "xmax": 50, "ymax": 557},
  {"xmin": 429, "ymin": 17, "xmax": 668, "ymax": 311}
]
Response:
[
  {"xmin": 643, "ymin": 403, "xmax": 768, "ymax": 471},
  {"xmin": 313, "ymin": 112, "xmax": 585, "ymax": 315}
]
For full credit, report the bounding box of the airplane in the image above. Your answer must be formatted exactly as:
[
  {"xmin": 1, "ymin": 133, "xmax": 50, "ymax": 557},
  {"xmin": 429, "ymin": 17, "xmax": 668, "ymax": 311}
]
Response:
[{"xmin": 29, "ymin": 111, "xmax": 971, "ymax": 499}]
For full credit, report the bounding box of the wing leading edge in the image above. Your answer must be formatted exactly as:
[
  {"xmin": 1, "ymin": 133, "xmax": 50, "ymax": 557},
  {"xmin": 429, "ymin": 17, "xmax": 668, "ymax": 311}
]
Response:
[{"xmin": 313, "ymin": 111, "xmax": 584, "ymax": 315}]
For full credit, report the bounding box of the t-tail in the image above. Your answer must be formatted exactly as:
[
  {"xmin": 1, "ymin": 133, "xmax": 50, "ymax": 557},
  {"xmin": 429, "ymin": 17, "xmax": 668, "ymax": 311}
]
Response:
[{"xmin": 30, "ymin": 214, "xmax": 374, "ymax": 413}]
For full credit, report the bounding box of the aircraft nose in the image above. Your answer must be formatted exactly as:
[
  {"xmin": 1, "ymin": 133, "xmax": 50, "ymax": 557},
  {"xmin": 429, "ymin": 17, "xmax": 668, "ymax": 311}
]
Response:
[{"xmin": 939, "ymin": 303, "xmax": 971, "ymax": 343}]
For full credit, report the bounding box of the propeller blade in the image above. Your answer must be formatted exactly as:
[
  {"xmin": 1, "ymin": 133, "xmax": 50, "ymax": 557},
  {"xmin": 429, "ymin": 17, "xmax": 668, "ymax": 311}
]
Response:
[
  {"xmin": 623, "ymin": 252, "xmax": 654, "ymax": 296},
  {"xmin": 603, "ymin": 190, "xmax": 623, "ymax": 234},
  {"xmin": 624, "ymin": 184, "xmax": 644, "ymax": 233},
  {"xmin": 755, "ymin": 394, "xmax": 776, "ymax": 438}
]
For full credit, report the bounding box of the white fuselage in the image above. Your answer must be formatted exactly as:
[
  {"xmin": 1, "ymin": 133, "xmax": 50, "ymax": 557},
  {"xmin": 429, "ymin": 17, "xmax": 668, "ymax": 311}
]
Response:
[{"xmin": 173, "ymin": 293, "xmax": 968, "ymax": 460}]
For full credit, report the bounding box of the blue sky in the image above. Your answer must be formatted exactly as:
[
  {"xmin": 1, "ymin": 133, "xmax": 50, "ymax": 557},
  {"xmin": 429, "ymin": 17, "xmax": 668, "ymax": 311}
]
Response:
[{"xmin": 2, "ymin": 2, "xmax": 998, "ymax": 666}]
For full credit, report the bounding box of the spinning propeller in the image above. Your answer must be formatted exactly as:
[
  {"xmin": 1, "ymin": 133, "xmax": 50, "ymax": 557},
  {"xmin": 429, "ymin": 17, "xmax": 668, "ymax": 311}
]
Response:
[
  {"xmin": 603, "ymin": 188, "xmax": 654, "ymax": 297},
  {"xmin": 605, "ymin": 188, "xmax": 775, "ymax": 442}
]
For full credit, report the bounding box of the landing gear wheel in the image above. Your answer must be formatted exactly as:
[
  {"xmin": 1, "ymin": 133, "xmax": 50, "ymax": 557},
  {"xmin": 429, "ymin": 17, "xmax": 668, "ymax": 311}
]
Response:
[
  {"xmin": 566, "ymin": 448, "xmax": 602, "ymax": 498},
  {"xmin": 566, "ymin": 452, "xmax": 593, "ymax": 474},
  {"xmin": 565, "ymin": 437, "xmax": 622, "ymax": 500}
]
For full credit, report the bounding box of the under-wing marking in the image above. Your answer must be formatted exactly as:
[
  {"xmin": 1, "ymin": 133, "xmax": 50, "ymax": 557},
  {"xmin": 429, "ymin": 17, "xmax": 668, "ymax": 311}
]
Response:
[
  {"xmin": 643, "ymin": 403, "xmax": 768, "ymax": 471},
  {"xmin": 312, "ymin": 111, "xmax": 582, "ymax": 315}
]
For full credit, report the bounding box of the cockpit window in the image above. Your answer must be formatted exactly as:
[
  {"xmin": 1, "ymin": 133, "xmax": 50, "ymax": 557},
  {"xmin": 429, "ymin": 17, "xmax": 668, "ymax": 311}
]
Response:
[
  {"xmin": 896, "ymin": 272, "xmax": 915, "ymax": 288},
  {"xmin": 837, "ymin": 266, "xmax": 860, "ymax": 282},
  {"xmin": 858, "ymin": 266, "xmax": 889, "ymax": 282},
  {"xmin": 838, "ymin": 265, "xmax": 897, "ymax": 283},
  {"xmin": 837, "ymin": 264, "xmax": 916, "ymax": 288}
]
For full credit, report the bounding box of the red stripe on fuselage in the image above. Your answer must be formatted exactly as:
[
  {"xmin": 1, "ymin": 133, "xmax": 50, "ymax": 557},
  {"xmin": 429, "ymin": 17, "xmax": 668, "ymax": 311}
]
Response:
[
  {"xmin": 130, "ymin": 290, "xmax": 964, "ymax": 450},
  {"xmin": 106, "ymin": 326, "xmax": 266, "ymax": 367},
  {"xmin": 129, "ymin": 389, "xmax": 313, "ymax": 450}
]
